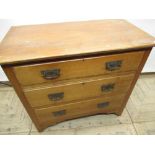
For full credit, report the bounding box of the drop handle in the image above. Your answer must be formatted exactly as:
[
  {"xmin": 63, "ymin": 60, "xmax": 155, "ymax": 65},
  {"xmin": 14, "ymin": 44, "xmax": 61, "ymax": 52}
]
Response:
[
  {"xmin": 48, "ymin": 92, "xmax": 64, "ymax": 101},
  {"xmin": 41, "ymin": 68, "xmax": 60, "ymax": 80},
  {"xmin": 97, "ymin": 102, "xmax": 109, "ymax": 108},
  {"xmin": 52, "ymin": 110, "xmax": 66, "ymax": 117},
  {"xmin": 106, "ymin": 60, "xmax": 122, "ymax": 71},
  {"xmin": 101, "ymin": 83, "xmax": 115, "ymax": 92}
]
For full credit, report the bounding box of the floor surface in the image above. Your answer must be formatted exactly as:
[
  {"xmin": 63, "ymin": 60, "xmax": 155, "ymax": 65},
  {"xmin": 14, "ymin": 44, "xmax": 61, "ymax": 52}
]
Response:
[{"xmin": 0, "ymin": 74, "xmax": 155, "ymax": 135}]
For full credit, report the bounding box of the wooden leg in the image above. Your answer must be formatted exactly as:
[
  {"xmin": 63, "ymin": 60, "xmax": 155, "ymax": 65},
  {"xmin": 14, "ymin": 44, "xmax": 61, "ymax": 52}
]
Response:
[
  {"xmin": 114, "ymin": 109, "xmax": 124, "ymax": 116},
  {"xmin": 37, "ymin": 126, "xmax": 45, "ymax": 132}
]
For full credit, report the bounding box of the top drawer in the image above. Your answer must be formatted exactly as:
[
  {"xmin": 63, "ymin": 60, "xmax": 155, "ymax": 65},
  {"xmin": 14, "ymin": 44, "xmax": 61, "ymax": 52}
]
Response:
[{"xmin": 13, "ymin": 51, "xmax": 144, "ymax": 86}]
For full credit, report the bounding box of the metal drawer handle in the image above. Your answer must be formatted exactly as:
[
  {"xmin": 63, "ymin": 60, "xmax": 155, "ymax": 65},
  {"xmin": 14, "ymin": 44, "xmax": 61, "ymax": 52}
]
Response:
[
  {"xmin": 97, "ymin": 102, "xmax": 109, "ymax": 108},
  {"xmin": 48, "ymin": 92, "xmax": 64, "ymax": 101},
  {"xmin": 106, "ymin": 60, "xmax": 122, "ymax": 71},
  {"xmin": 41, "ymin": 68, "xmax": 60, "ymax": 80},
  {"xmin": 53, "ymin": 110, "xmax": 66, "ymax": 117},
  {"xmin": 101, "ymin": 83, "xmax": 115, "ymax": 92}
]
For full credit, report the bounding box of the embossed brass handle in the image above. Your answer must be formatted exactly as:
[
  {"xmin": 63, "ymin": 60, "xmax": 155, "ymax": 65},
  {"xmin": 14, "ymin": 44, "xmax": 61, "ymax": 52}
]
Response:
[
  {"xmin": 41, "ymin": 69, "xmax": 60, "ymax": 79},
  {"xmin": 106, "ymin": 60, "xmax": 122, "ymax": 71},
  {"xmin": 97, "ymin": 102, "xmax": 109, "ymax": 108},
  {"xmin": 101, "ymin": 83, "xmax": 115, "ymax": 92},
  {"xmin": 48, "ymin": 92, "xmax": 64, "ymax": 101},
  {"xmin": 53, "ymin": 110, "xmax": 66, "ymax": 117}
]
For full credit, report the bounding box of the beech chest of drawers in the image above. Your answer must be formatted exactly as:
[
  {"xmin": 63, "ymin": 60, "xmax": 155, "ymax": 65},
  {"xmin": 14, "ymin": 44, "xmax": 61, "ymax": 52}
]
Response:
[{"xmin": 0, "ymin": 20, "xmax": 154, "ymax": 132}]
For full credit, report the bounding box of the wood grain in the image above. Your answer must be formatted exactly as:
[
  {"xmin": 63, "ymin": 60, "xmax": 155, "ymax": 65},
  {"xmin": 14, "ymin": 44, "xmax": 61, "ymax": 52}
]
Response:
[
  {"xmin": 24, "ymin": 73, "xmax": 134, "ymax": 107},
  {"xmin": 0, "ymin": 20, "xmax": 154, "ymax": 132},
  {"xmin": 13, "ymin": 51, "xmax": 144, "ymax": 86},
  {"xmin": 35, "ymin": 94, "xmax": 125, "ymax": 128},
  {"xmin": 0, "ymin": 20, "xmax": 154, "ymax": 65}
]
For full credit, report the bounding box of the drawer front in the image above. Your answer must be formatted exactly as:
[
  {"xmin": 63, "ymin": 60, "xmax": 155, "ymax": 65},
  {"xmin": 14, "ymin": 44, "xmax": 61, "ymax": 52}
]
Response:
[
  {"xmin": 35, "ymin": 95, "xmax": 125, "ymax": 125},
  {"xmin": 13, "ymin": 51, "xmax": 144, "ymax": 86},
  {"xmin": 24, "ymin": 74, "xmax": 134, "ymax": 107}
]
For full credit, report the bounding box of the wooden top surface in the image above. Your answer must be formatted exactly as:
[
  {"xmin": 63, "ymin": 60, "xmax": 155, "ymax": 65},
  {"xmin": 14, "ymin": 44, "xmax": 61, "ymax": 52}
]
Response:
[{"xmin": 0, "ymin": 19, "xmax": 154, "ymax": 65}]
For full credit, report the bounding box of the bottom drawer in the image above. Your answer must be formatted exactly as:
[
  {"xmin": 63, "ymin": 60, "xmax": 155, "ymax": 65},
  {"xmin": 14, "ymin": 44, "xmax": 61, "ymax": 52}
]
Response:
[{"xmin": 35, "ymin": 95, "xmax": 125, "ymax": 126}]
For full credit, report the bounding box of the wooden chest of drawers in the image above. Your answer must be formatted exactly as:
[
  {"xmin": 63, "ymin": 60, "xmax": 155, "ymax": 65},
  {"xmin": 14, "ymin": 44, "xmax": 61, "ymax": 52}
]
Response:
[{"xmin": 0, "ymin": 20, "xmax": 154, "ymax": 132}]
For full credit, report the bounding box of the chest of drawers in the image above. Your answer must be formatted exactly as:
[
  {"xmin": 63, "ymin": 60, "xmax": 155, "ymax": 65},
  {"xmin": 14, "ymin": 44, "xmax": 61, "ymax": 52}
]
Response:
[{"xmin": 0, "ymin": 20, "xmax": 154, "ymax": 132}]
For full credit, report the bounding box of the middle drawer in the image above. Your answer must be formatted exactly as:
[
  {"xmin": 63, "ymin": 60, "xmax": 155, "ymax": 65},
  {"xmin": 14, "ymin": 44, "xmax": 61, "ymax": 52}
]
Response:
[{"xmin": 24, "ymin": 74, "xmax": 134, "ymax": 107}]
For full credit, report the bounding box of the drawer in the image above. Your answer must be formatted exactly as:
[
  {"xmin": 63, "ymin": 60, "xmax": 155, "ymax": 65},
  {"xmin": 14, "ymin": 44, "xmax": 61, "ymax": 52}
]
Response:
[
  {"xmin": 13, "ymin": 51, "xmax": 144, "ymax": 86},
  {"xmin": 24, "ymin": 74, "xmax": 134, "ymax": 107},
  {"xmin": 35, "ymin": 95, "xmax": 125, "ymax": 125}
]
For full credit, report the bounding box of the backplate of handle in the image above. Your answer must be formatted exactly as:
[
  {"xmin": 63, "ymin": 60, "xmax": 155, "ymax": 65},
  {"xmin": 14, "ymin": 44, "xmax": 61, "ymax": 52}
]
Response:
[
  {"xmin": 53, "ymin": 110, "xmax": 66, "ymax": 117},
  {"xmin": 48, "ymin": 92, "xmax": 64, "ymax": 101},
  {"xmin": 106, "ymin": 60, "xmax": 122, "ymax": 71},
  {"xmin": 97, "ymin": 102, "xmax": 109, "ymax": 108},
  {"xmin": 101, "ymin": 83, "xmax": 115, "ymax": 92},
  {"xmin": 41, "ymin": 68, "xmax": 60, "ymax": 79}
]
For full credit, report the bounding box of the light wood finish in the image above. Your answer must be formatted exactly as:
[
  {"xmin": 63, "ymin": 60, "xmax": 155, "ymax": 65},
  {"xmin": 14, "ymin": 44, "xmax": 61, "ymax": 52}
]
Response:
[
  {"xmin": 24, "ymin": 74, "xmax": 134, "ymax": 107},
  {"xmin": 35, "ymin": 95, "xmax": 125, "ymax": 127},
  {"xmin": 0, "ymin": 20, "xmax": 154, "ymax": 65},
  {"xmin": 14, "ymin": 51, "xmax": 144, "ymax": 86},
  {"xmin": 33, "ymin": 109, "xmax": 132, "ymax": 132},
  {"xmin": 0, "ymin": 20, "xmax": 154, "ymax": 132}
]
